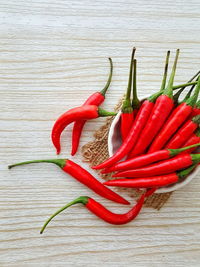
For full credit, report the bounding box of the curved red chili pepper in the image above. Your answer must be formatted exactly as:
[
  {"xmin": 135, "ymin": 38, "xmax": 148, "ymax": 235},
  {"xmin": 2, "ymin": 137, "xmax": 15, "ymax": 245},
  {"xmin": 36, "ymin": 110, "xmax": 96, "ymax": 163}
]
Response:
[
  {"xmin": 71, "ymin": 58, "xmax": 113, "ymax": 156},
  {"xmin": 40, "ymin": 191, "xmax": 148, "ymax": 233},
  {"xmin": 93, "ymin": 51, "xmax": 170, "ymax": 170},
  {"xmin": 104, "ymin": 165, "xmax": 197, "ymax": 189},
  {"xmin": 166, "ymin": 115, "xmax": 200, "ymax": 149},
  {"xmin": 113, "ymin": 153, "xmax": 200, "ymax": 178},
  {"xmin": 8, "ymin": 159, "xmax": 129, "ymax": 205},
  {"xmin": 52, "ymin": 105, "xmax": 116, "ymax": 154},
  {"xmin": 148, "ymin": 76, "xmax": 200, "ymax": 153},
  {"xmin": 180, "ymin": 128, "xmax": 200, "ymax": 154},
  {"xmin": 120, "ymin": 48, "xmax": 136, "ymax": 141},
  {"xmin": 101, "ymin": 143, "xmax": 200, "ymax": 173},
  {"xmin": 129, "ymin": 49, "xmax": 179, "ymax": 158}
]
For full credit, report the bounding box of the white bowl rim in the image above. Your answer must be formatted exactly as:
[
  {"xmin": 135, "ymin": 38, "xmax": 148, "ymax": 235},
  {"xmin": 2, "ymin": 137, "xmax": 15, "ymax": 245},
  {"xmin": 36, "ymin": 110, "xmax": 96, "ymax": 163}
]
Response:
[{"xmin": 108, "ymin": 94, "xmax": 200, "ymax": 193}]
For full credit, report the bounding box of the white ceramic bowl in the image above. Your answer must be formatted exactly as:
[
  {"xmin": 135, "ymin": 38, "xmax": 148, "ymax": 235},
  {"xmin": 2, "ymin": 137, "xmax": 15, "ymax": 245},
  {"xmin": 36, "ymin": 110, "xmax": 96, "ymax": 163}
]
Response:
[{"xmin": 108, "ymin": 98, "xmax": 200, "ymax": 193}]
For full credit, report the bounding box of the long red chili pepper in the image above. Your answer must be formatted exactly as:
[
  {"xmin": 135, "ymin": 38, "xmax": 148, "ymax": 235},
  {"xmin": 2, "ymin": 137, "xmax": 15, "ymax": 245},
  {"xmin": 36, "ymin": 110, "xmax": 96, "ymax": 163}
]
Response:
[
  {"xmin": 128, "ymin": 49, "xmax": 179, "ymax": 158},
  {"xmin": 104, "ymin": 165, "xmax": 197, "ymax": 189},
  {"xmin": 113, "ymin": 153, "xmax": 200, "ymax": 178},
  {"xmin": 120, "ymin": 48, "xmax": 136, "ymax": 141},
  {"xmin": 180, "ymin": 128, "xmax": 200, "ymax": 154},
  {"xmin": 92, "ymin": 51, "xmax": 170, "ymax": 170},
  {"xmin": 148, "ymin": 76, "xmax": 200, "ymax": 153},
  {"xmin": 40, "ymin": 189, "xmax": 154, "ymax": 234},
  {"xmin": 166, "ymin": 115, "xmax": 200, "ymax": 149},
  {"xmin": 101, "ymin": 143, "xmax": 200, "ymax": 173},
  {"xmin": 8, "ymin": 159, "xmax": 129, "ymax": 205},
  {"xmin": 71, "ymin": 58, "xmax": 113, "ymax": 155},
  {"xmin": 51, "ymin": 105, "xmax": 116, "ymax": 154}
]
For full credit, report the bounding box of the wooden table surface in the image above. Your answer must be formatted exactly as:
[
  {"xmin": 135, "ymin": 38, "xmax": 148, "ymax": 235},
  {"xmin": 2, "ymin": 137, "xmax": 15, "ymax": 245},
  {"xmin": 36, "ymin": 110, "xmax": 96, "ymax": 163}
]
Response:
[{"xmin": 1, "ymin": 0, "xmax": 200, "ymax": 266}]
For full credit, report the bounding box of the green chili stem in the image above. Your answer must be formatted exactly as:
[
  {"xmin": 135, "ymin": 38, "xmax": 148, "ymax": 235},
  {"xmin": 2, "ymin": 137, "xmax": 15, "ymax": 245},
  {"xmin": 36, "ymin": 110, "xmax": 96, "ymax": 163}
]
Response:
[
  {"xmin": 121, "ymin": 48, "xmax": 136, "ymax": 113},
  {"xmin": 100, "ymin": 58, "xmax": 113, "ymax": 96},
  {"xmin": 191, "ymin": 153, "xmax": 200, "ymax": 163},
  {"xmin": 40, "ymin": 196, "xmax": 89, "ymax": 234},
  {"xmin": 8, "ymin": 159, "xmax": 66, "ymax": 169},
  {"xmin": 98, "ymin": 108, "xmax": 117, "ymax": 117},
  {"xmin": 177, "ymin": 164, "xmax": 198, "ymax": 179},
  {"xmin": 169, "ymin": 143, "xmax": 200, "ymax": 156},
  {"xmin": 185, "ymin": 76, "xmax": 200, "ymax": 106},
  {"xmin": 160, "ymin": 50, "xmax": 170, "ymax": 91},
  {"xmin": 132, "ymin": 59, "xmax": 140, "ymax": 109},
  {"xmin": 163, "ymin": 49, "xmax": 180, "ymax": 98},
  {"xmin": 173, "ymin": 81, "xmax": 197, "ymax": 90}
]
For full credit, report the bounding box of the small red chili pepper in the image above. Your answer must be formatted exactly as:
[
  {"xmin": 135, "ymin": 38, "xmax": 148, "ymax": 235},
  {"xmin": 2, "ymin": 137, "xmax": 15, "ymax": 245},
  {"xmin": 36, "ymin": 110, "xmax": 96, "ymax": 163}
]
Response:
[
  {"xmin": 101, "ymin": 143, "xmax": 200, "ymax": 173},
  {"xmin": 8, "ymin": 159, "xmax": 129, "ymax": 205},
  {"xmin": 180, "ymin": 128, "xmax": 200, "ymax": 154},
  {"xmin": 104, "ymin": 165, "xmax": 197, "ymax": 189},
  {"xmin": 148, "ymin": 76, "xmax": 200, "ymax": 153},
  {"xmin": 93, "ymin": 51, "xmax": 170, "ymax": 170},
  {"xmin": 129, "ymin": 49, "xmax": 179, "ymax": 158},
  {"xmin": 52, "ymin": 105, "xmax": 116, "ymax": 154},
  {"xmin": 166, "ymin": 115, "xmax": 200, "ymax": 149},
  {"xmin": 120, "ymin": 48, "xmax": 136, "ymax": 141},
  {"xmin": 113, "ymin": 153, "xmax": 200, "ymax": 178},
  {"xmin": 71, "ymin": 58, "xmax": 113, "ymax": 156},
  {"xmin": 40, "ymin": 190, "xmax": 152, "ymax": 234}
]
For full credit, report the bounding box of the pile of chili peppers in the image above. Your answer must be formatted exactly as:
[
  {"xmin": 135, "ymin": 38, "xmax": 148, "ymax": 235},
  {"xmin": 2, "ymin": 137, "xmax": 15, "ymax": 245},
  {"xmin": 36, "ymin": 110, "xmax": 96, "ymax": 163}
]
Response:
[{"xmin": 9, "ymin": 49, "xmax": 200, "ymax": 234}]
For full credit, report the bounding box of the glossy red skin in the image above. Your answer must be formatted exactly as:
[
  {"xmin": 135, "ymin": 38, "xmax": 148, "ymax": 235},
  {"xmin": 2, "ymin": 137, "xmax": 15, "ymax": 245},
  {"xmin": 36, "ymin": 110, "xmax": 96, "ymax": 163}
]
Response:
[
  {"xmin": 113, "ymin": 154, "xmax": 193, "ymax": 178},
  {"xmin": 92, "ymin": 100, "xmax": 154, "ymax": 170},
  {"xmin": 85, "ymin": 193, "xmax": 145, "ymax": 225},
  {"xmin": 102, "ymin": 150, "xmax": 171, "ymax": 173},
  {"xmin": 180, "ymin": 134, "xmax": 200, "ymax": 154},
  {"xmin": 62, "ymin": 159, "xmax": 129, "ymax": 205},
  {"xmin": 52, "ymin": 105, "xmax": 99, "ymax": 154},
  {"xmin": 166, "ymin": 119, "xmax": 198, "ymax": 149},
  {"xmin": 120, "ymin": 112, "xmax": 134, "ymax": 141},
  {"xmin": 148, "ymin": 102, "xmax": 192, "ymax": 153},
  {"xmin": 104, "ymin": 173, "xmax": 178, "ymax": 188},
  {"xmin": 129, "ymin": 95, "xmax": 174, "ymax": 158},
  {"xmin": 71, "ymin": 92, "xmax": 104, "ymax": 156}
]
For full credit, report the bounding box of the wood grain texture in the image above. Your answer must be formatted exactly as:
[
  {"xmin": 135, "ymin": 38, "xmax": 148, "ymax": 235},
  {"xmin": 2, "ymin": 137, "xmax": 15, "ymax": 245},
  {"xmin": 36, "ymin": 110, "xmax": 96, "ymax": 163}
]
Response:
[{"xmin": 1, "ymin": 0, "xmax": 200, "ymax": 266}]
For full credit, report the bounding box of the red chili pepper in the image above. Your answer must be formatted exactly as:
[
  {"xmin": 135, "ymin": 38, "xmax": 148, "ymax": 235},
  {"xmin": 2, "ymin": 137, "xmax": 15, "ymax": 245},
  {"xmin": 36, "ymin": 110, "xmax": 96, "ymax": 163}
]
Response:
[
  {"xmin": 148, "ymin": 76, "xmax": 200, "ymax": 153},
  {"xmin": 180, "ymin": 128, "xmax": 200, "ymax": 154},
  {"xmin": 40, "ymin": 191, "xmax": 150, "ymax": 234},
  {"xmin": 166, "ymin": 115, "xmax": 200, "ymax": 149},
  {"xmin": 120, "ymin": 48, "xmax": 136, "ymax": 141},
  {"xmin": 52, "ymin": 105, "xmax": 116, "ymax": 154},
  {"xmin": 128, "ymin": 49, "xmax": 179, "ymax": 158},
  {"xmin": 71, "ymin": 58, "xmax": 113, "ymax": 156},
  {"xmin": 93, "ymin": 51, "xmax": 170, "ymax": 170},
  {"xmin": 8, "ymin": 159, "xmax": 129, "ymax": 205},
  {"xmin": 104, "ymin": 165, "xmax": 197, "ymax": 189},
  {"xmin": 101, "ymin": 143, "xmax": 200, "ymax": 173},
  {"xmin": 113, "ymin": 153, "xmax": 200, "ymax": 178}
]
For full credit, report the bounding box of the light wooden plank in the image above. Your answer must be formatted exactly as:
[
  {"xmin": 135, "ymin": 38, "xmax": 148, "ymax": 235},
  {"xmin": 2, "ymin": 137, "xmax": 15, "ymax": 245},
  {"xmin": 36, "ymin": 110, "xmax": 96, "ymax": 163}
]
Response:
[{"xmin": 1, "ymin": 0, "xmax": 200, "ymax": 266}]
